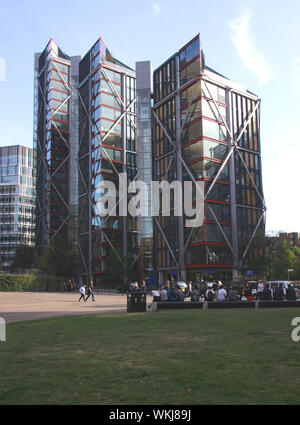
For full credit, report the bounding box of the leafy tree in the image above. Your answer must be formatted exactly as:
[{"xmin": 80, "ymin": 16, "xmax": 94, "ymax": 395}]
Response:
[
  {"xmin": 103, "ymin": 248, "xmax": 138, "ymax": 287},
  {"xmin": 104, "ymin": 248, "xmax": 125, "ymax": 286},
  {"xmin": 246, "ymin": 232, "xmax": 300, "ymax": 280},
  {"xmin": 265, "ymin": 237, "xmax": 298, "ymax": 280},
  {"xmin": 293, "ymin": 254, "xmax": 300, "ymax": 280},
  {"xmin": 39, "ymin": 239, "xmax": 80, "ymax": 279},
  {"xmin": 11, "ymin": 245, "xmax": 37, "ymax": 271}
]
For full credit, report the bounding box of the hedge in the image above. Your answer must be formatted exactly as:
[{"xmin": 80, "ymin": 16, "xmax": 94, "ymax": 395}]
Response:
[{"xmin": 0, "ymin": 274, "xmax": 66, "ymax": 292}]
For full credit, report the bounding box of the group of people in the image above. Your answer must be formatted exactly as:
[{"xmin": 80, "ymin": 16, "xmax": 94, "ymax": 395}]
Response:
[
  {"xmin": 63, "ymin": 280, "xmax": 75, "ymax": 293},
  {"xmin": 152, "ymin": 279, "xmax": 298, "ymax": 303},
  {"xmin": 78, "ymin": 281, "xmax": 95, "ymax": 302},
  {"xmin": 129, "ymin": 281, "xmax": 147, "ymax": 292},
  {"xmin": 196, "ymin": 280, "xmax": 298, "ymax": 302},
  {"xmin": 152, "ymin": 280, "xmax": 186, "ymax": 302}
]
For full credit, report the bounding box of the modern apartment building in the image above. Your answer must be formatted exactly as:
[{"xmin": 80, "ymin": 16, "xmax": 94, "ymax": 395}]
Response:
[
  {"xmin": 0, "ymin": 145, "xmax": 35, "ymax": 270},
  {"xmin": 77, "ymin": 37, "xmax": 138, "ymax": 284},
  {"xmin": 34, "ymin": 39, "xmax": 80, "ymax": 256},
  {"xmin": 152, "ymin": 34, "xmax": 266, "ymax": 282},
  {"xmin": 33, "ymin": 34, "xmax": 265, "ymax": 284}
]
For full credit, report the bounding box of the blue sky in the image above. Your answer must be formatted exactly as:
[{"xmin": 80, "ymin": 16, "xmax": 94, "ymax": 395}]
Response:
[{"xmin": 0, "ymin": 0, "xmax": 299, "ymax": 233}]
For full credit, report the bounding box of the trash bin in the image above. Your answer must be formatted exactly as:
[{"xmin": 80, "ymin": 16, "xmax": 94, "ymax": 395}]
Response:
[{"xmin": 127, "ymin": 292, "xmax": 147, "ymax": 313}]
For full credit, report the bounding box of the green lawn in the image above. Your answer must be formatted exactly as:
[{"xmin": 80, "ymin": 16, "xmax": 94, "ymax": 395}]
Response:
[{"xmin": 1, "ymin": 308, "xmax": 300, "ymax": 405}]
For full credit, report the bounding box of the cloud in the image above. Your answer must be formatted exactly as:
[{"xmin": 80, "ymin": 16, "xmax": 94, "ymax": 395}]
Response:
[
  {"xmin": 292, "ymin": 57, "xmax": 300, "ymax": 81},
  {"xmin": 229, "ymin": 14, "xmax": 272, "ymax": 85},
  {"xmin": 152, "ymin": 2, "xmax": 160, "ymax": 14}
]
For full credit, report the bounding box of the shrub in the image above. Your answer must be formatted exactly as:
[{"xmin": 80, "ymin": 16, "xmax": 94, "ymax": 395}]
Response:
[{"xmin": 0, "ymin": 273, "xmax": 65, "ymax": 292}]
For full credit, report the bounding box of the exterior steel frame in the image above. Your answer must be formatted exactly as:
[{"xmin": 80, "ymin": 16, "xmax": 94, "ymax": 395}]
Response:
[
  {"xmin": 35, "ymin": 44, "xmax": 76, "ymax": 255},
  {"xmin": 153, "ymin": 47, "xmax": 266, "ymax": 278},
  {"xmin": 77, "ymin": 52, "xmax": 138, "ymax": 282}
]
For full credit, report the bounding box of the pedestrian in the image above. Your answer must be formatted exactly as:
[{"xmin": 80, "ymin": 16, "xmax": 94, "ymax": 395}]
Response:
[
  {"xmin": 86, "ymin": 281, "xmax": 95, "ymax": 302},
  {"xmin": 186, "ymin": 281, "xmax": 192, "ymax": 297},
  {"xmin": 78, "ymin": 284, "xmax": 86, "ymax": 302},
  {"xmin": 140, "ymin": 280, "xmax": 146, "ymax": 293},
  {"xmin": 152, "ymin": 288, "xmax": 161, "ymax": 302},
  {"xmin": 205, "ymin": 287, "xmax": 215, "ymax": 302},
  {"xmin": 243, "ymin": 283, "xmax": 253, "ymax": 301},
  {"xmin": 273, "ymin": 284, "xmax": 284, "ymax": 301},
  {"xmin": 228, "ymin": 286, "xmax": 240, "ymax": 301},
  {"xmin": 217, "ymin": 284, "xmax": 227, "ymax": 301},
  {"xmin": 159, "ymin": 286, "xmax": 168, "ymax": 301},
  {"xmin": 212, "ymin": 281, "xmax": 218, "ymax": 292},
  {"xmin": 256, "ymin": 280, "xmax": 264, "ymax": 300},
  {"xmin": 286, "ymin": 284, "xmax": 296, "ymax": 301},
  {"xmin": 261, "ymin": 284, "xmax": 272, "ymax": 301}
]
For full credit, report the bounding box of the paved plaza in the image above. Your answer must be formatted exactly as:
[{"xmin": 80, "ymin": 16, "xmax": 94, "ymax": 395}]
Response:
[{"xmin": 0, "ymin": 291, "xmax": 150, "ymax": 323}]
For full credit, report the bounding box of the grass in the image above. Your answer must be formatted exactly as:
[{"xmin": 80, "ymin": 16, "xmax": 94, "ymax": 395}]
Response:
[{"xmin": 1, "ymin": 308, "xmax": 300, "ymax": 405}]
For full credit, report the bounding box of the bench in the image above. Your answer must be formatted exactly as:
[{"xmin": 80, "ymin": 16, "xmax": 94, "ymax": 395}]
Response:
[
  {"xmin": 258, "ymin": 300, "xmax": 300, "ymax": 308},
  {"xmin": 151, "ymin": 301, "xmax": 204, "ymax": 311},
  {"xmin": 151, "ymin": 299, "xmax": 300, "ymax": 311}
]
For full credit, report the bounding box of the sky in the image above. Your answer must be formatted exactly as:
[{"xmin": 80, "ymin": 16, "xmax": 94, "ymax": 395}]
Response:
[{"xmin": 0, "ymin": 0, "xmax": 299, "ymax": 233}]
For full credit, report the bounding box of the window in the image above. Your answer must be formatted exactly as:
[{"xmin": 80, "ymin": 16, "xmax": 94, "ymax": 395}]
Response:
[
  {"xmin": 204, "ymin": 160, "xmax": 229, "ymax": 181},
  {"xmin": 203, "ymin": 119, "xmax": 226, "ymax": 142},
  {"xmin": 179, "ymin": 38, "xmax": 200, "ymax": 68},
  {"xmin": 206, "ymin": 224, "xmax": 230, "ymax": 243}
]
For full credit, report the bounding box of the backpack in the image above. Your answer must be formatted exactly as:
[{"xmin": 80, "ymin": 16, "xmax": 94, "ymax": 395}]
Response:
[{"xmin": 207, "ymin": 291, "xmax": 214, "ymax": 301}]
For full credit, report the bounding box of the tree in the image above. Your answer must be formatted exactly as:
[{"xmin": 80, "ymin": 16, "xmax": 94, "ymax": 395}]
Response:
[
  {"xmin": 103, "ymin": 248, "xmax": 138, "ymax": 287},
  {"xmin": 39, "ymin": 239, "xmax": 80, "ymax": 279},
  {"xmin": 265, "ymin": 238, "xmax": 298, "ymax": 280},
  {"xmin": 246, "ymin": 232, "xmax": 300, "ymax": 281},
  {"xmin": 104, "ymin": 248, "xmax": 126, "ymax": 287},
  {"xmin": 11, "ymin": 245, "xmax": 37, "ymax": 271}
]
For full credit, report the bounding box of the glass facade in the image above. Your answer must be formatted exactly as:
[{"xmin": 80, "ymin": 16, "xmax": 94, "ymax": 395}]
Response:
[
  {"xmin": 0, "ymin": 146, "xmax": 35, "ymax": 270},
  {"xmin": 34, "ymin": 40, "xmax": 80, "ymax": 256},
  {"xmin": 136, "ymin": 61, "xmax": 154, "ymax": 282},
  {"xmin": 152, "ymin": 34, "xmax": 265, "ymax": 281},
  {"xmin": 78, "ymin": 37, "xmax": 137, "ymax": 283}
]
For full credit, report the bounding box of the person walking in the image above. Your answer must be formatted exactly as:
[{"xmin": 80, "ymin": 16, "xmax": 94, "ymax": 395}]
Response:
[
  {"xmin": 85, "ymin": 281, "xmax": 95, "ymax": 302},
  {"xmin": 78, "ymin": 284, "xmax": 86, "ymax": 302},
  {"xmin": 256, "ymin": 281, "xmax": 264, "ymax": 300}
]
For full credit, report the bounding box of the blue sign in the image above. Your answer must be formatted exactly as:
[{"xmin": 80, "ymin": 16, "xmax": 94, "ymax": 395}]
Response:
[
  {"xmin": 202, "ymin": 270, "xmax": 216, "ymax": 274},
  {"xmin": 247, "ymin": 270, "xmax": 254, "ymax": 276}
]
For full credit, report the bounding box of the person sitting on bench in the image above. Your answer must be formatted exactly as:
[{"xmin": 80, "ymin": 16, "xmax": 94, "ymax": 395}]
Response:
[
  {"xmin": 286, "ymin": 284, "xmax": 296, "ymax": 301},
  {"xmin": 273, "ymin": 284, "xmax": 284, "ymax": 301},
  {"xmin": 228, "ymin": 286, "xmax": 240, "ymax": 301},
  {"xmin": 205, "ymin": 288, "xmax": 215, "ymax": 302},
  {"xmin": 261, "ymin": 284, "xmax": 272, "ymax": 301},
  {"xmin": 159, "ymin": 286, "xmax": 168, "ymax": 301}
]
